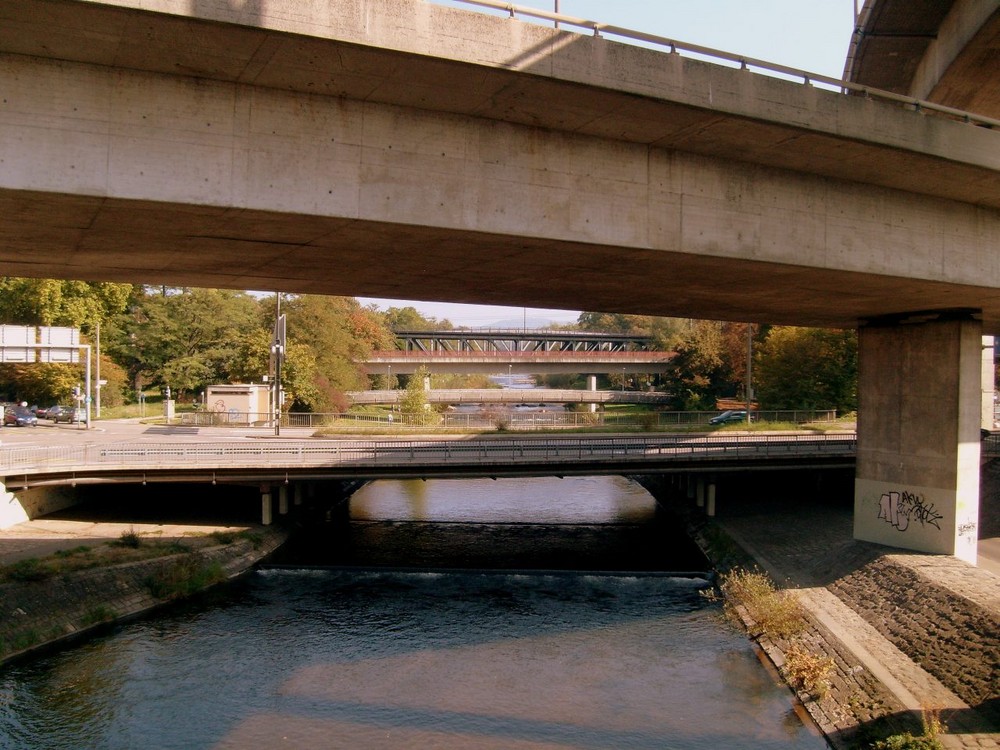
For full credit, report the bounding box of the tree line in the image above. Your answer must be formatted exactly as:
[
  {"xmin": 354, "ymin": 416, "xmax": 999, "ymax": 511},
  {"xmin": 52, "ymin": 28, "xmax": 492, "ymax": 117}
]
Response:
[{"xmin": 0, "ymin": 277, "xmax": 858, "ymax": 414}]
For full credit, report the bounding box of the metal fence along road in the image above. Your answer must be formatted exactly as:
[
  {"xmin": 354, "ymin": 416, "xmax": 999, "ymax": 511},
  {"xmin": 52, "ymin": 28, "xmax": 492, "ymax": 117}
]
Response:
[{"xmin": 0, "ymin": 434, "xmax": 859, "ymax": 485}]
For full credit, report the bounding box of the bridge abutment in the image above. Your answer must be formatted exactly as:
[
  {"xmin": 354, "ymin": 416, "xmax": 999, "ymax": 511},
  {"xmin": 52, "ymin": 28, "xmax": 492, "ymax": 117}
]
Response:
[{"xmin": 854, "ymin": 313, "xmax": 982, "ymax": 563}]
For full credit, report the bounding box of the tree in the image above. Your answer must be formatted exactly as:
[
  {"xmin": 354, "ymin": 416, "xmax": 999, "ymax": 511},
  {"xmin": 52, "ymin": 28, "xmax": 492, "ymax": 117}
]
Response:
[
  {"xmin": 399, "ymin": 366, "xmax": 439, "ymax": 424},
  {"xmin": 666, "ymin": 320, "xmax": 732, "ymax": 409},
  {"xmin": 0, "ymin": 278, "xmax": 133, "ymax": 332},
  {"xmin": 228, "ymin": 328, "xmax": 322, "ymax": 412},
  {"xmin": 105, "ymin": 287, "xmax": 261, "ymax": 399},
  {"xmin": 283, "ymin": 294, "xmax": 394, "ymax": 399},
  {"xmin": 754, "ymin": 327, "xmax": 857, "ymax": 412},
  {"xmin": 380, "ymin": 305, "xmax": 453, "ymax": 331}
]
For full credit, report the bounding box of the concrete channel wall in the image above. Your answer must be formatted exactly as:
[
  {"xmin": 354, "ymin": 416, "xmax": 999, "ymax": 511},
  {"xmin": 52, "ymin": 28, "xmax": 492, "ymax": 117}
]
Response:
[{"xmin": 0, "ymin": 527, "xmax": 287, "ymax": 665}]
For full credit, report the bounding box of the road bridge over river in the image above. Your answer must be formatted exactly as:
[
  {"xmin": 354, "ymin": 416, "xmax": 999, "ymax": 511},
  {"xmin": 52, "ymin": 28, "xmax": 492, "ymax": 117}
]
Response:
[
  {"xmin": 0, "ymin": 428, "xmax": 858, "ymax": 529},
  {"xmin": 0, "ymin": 0, "xmax": 998, "ymax": 560}
]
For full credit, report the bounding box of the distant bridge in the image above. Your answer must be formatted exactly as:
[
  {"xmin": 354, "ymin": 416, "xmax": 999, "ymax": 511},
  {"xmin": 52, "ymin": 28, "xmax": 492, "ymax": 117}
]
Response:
[
  {"xmin": 393, "ymin": 329, "xmax": 653, "ymax": 353},
  {"xmin": 363, "ymin": 351, "xmax": 674, "ymax": 376},
  {"xmin": 347, "ymin": 388, "xmax": 672, "ymax": 405}
]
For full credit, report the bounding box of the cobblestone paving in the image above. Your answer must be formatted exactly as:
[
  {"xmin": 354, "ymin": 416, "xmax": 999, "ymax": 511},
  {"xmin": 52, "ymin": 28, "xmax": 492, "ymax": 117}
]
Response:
[{"xmin": 703, "ymin": 465, "xmax": 1000, "ymax": 750}]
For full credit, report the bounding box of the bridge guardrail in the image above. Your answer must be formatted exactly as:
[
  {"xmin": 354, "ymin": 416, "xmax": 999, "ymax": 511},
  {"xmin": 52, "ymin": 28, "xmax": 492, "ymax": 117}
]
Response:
[
  {"xmin": 442, "ymin": 0, "xmax": 1000, "ymax": 131},
  {"xmin": 177, "ymin": 410, "xmax": 840, "ymax": 429},
  {"xmin": 0, "ymin": 433, "xmax": 858, "ymax": 477}
]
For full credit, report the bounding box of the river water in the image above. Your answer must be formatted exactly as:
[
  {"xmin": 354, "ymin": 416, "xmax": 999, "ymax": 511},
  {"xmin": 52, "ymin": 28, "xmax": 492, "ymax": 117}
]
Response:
[{"xmin": 0, "ymin": 476, "xmax": 827, "ymax": 750}]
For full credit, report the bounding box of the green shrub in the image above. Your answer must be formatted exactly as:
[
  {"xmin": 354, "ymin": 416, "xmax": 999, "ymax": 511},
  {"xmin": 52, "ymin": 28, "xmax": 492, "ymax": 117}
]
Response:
[
  {"xmin": 81, "ymin": 606, "xmax": 117, "ymax": 627},
  {"xmin": 114, "ymin": 528, "xmax": 142, "ymax": 549},
  {"xmin": 870, "ymin": 710, "xmax": 945, "ymax": 750},
  {"xmin": 783, "ymin": 644, "xmax": 834, "ymax": 699},
  {"xmin": 4, "ymin": 558, "xmax": 53, "ymax": 582},
  {"xmin": 146, "ymin": 559, "xmax": 226, "ymax": 600},
  {"xmin": 708, "ymin": 566, "xmax": 806, "ymax": 638}
]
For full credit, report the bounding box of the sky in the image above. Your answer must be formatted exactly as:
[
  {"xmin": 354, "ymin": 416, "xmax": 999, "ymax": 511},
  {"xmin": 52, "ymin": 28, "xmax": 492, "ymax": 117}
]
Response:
[{"xmin": 360, "ymin": 0, "xmax": 858, "ymax": 327}]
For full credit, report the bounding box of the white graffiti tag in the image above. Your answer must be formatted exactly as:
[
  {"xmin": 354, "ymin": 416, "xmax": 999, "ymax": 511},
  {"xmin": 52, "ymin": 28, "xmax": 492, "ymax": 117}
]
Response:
[{"xmin": 877, "ymin": 491, "xmax": 943, "ymax": 532}]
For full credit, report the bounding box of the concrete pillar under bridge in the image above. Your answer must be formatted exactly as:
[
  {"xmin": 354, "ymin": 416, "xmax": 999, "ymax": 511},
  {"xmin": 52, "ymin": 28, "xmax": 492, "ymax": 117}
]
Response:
[{"xmin": 854, "ymin": 312, "xmax": 982, "ymax": 563}]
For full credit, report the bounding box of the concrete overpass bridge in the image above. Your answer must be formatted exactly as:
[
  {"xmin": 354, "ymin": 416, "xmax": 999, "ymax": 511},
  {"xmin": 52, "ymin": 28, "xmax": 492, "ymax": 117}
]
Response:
[
  {"xmin": 0, "ymin": 433, "xmax": 858, "ymax": 525},
  {"xmin": 0, "ymin": 0, "xmax": 998, "ymax": 560}
]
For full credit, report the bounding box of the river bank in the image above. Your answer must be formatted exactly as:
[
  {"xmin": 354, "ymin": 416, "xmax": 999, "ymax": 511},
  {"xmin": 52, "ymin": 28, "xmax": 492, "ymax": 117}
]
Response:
[
  {"xmin": 1, "ymin": 468, "xmax": 996, "ymax": 749},
  {"xmin": 638, "ymin": 467, "xmax": 1000, "ymax": 750},
  {"xmin": 0, "ymin": 524, "xmax": 287, "ymax": 665}
]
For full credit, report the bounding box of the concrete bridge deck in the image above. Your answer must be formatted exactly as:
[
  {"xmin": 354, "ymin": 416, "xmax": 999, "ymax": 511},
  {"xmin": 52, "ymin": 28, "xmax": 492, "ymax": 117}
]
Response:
[
  {"xmin": 1, "ymin": 0, "xmax": 998, "ymax": 328},
  {"xmin": 1, "ymin": 432, "xmax": 857, "ymax": 489}
]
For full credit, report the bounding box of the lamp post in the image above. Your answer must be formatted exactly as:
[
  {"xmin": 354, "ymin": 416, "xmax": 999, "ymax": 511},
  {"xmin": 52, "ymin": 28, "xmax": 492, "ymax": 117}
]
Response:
[
  {"xmin": 387, "ymin": 364, "xmax": 392, "ymax": 390},
  {"xmin": 746, "ymin": 323, "xmax": 753, "ymax": 424}
]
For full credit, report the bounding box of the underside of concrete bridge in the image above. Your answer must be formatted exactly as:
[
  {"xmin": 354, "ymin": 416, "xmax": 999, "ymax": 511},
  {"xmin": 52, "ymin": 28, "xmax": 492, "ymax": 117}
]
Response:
[
  {"xmin": 1, "ymin": 0, "xmax": 998, "ymax": 562},
  {"xmin": 0, "ymin": 0, "xmax": 998, "ymax": 331}
]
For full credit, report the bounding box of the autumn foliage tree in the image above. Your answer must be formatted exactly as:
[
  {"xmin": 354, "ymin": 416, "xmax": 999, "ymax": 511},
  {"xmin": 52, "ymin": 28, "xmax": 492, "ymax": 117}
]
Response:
[{"xmin": 753, "ymin": 327, "xmax": 857, "ymax": 413}]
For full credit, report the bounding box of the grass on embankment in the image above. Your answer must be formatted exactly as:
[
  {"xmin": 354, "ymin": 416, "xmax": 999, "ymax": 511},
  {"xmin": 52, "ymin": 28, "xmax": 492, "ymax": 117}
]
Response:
[{"xmin": 0, "ymin": 528, "xmax": 263, "ymax": 584}]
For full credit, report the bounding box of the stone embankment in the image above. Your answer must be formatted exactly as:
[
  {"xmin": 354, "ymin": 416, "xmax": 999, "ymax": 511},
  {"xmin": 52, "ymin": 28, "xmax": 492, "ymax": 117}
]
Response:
[
  {"xmin": 641, "ymin": 472, "xmax": 1000, "ymax": 750},
  {"xmin": 0, "ymin": 527, "xmax": 287, "ymax": 665}
]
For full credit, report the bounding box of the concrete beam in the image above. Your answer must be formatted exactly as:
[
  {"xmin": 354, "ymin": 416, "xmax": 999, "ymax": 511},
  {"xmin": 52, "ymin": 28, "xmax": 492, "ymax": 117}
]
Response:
[{"xmin": 0, "ymin": 0, "xmax": 998, "ymax": 330}]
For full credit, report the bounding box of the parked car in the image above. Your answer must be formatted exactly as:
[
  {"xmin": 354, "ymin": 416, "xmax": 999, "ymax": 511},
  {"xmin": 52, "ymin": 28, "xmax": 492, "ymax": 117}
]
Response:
[
  {"xmin": 4, "ymin": 405, "xmax": 38, "ymax": 427},
  {"xmin": 45, "ymin": 405, "xmax": 79, "ymax": 423},
  {"xmin": 709, "ymin": 409, "xmax": 752, "ymax": 425}
]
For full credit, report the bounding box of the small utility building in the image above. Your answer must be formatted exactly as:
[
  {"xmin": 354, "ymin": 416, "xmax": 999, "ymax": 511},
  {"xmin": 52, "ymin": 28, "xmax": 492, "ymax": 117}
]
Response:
[{"xmin": 205, "ymin": 383, "xmax": 270, "ymax": 423}]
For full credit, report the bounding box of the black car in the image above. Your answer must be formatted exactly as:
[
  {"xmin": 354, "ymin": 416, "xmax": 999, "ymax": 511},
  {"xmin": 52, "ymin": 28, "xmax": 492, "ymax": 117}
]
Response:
[
  {"xmin": 709, "ymin": 409, "xmax": 752, "ymax": 425},
  {"xmin": 45, "ymin": 405, "xmax": 80, "ymax": 423},
  {"xmin": 4, "ymin": 405, "xmax": 38, "ymax": 427}
]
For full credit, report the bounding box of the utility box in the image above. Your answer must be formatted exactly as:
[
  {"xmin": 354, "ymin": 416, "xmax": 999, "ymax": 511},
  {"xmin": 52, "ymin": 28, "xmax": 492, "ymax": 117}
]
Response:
[{"xmin": 205, "ymin": 384, "xmax": 271, "ymax": 424}]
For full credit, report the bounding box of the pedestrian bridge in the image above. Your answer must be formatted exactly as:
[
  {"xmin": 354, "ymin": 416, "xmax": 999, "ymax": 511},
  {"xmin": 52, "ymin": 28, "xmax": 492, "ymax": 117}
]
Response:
[{"xmin": 347, "ymin": 388, "xmax": 672, "ymax": 405}]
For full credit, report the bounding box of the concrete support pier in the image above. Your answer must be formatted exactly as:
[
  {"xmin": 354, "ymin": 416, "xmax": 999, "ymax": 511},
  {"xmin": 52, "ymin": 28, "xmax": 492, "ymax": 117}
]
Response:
[
  {"xmin": 261, "ymin": 485, "xmax": 273, "ymax": 526},
  {"xmin": 854, "ymin": 313, "xmax": 982, "ymax": 563}
]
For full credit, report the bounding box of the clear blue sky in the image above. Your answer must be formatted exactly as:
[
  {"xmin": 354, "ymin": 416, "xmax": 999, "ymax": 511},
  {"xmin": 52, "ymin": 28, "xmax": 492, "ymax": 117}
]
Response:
[{"xmin": 360, "ymin": 0, "xmax": 857, "ymax": 327}]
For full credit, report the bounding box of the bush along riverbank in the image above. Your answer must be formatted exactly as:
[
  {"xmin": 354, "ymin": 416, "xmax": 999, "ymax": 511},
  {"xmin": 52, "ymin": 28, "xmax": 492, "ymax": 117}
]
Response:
[
  {"xmin": 0, "ymin": 527, "xmax": 287, "ymax": 665},
  {"xmin": 635, "ymin": 477, "xmax": 974, "ymax": 750}
]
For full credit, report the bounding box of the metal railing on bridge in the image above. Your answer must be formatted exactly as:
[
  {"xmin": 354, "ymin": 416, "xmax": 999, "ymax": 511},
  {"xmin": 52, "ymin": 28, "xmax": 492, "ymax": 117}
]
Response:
[
  {"xmin": 0, "ymin": 433, "xmax": 858, "ymax": 478},
  {"xmin": 176, "ymin": 409, "xmax": 839, "ymax": 430},
  {"xmin": 439, "ymin": 0, "xmax": 1000, "ymax": 131}
]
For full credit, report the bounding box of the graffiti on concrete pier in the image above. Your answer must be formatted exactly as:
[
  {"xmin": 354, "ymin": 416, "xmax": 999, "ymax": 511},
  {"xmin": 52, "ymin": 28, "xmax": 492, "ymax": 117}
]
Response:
[{"xmin": 877, "ymin": 490, "xmax": 943, "ymax": 532}]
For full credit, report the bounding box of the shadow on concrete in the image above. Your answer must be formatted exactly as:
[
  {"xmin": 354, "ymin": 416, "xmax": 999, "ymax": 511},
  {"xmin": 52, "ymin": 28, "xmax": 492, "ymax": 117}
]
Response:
[{"xmin": 828, "ymin": 702, "xmax": 999, "ymax": 749}]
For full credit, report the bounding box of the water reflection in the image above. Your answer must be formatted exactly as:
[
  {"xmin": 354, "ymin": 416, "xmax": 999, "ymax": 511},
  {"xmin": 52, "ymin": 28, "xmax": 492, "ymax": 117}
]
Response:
[{"xmin": 349, "ymin": 476, "xmax": 655, "ymax": 524}]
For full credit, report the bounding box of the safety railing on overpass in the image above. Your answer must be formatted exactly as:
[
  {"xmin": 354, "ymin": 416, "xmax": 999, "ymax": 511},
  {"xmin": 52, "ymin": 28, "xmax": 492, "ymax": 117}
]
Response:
[
  {"xmin": 0, "ymin": 433, "xmax": 858, "ymax": 477},
  {"xmin": 440, "ymin": 0, "xmax": 1000, "ymax": 131}
]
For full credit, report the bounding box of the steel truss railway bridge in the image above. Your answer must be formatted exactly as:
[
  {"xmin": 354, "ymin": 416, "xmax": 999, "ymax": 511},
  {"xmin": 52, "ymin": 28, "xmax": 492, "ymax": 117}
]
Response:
[{"xmin": 392, "ymin": 330, "xmax": 653, "ymax": 353}]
